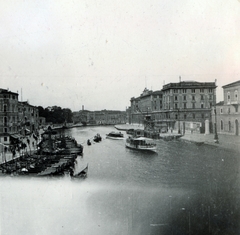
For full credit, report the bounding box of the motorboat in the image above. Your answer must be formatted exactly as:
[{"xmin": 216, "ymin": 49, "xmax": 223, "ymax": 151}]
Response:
[
  {"xmin": 126, "ymin": 129, "xmax": 135, "ymax": 135},
  {"xmin": 125, "ymin": 136, "xmax": 157, "ymax": 152},
  {"xmin": 93, "ymin": 134, "xmax": 102, "ymax": 142},
  {"xmin": 106, "ymin": 132, "xmax": 124, "ymax": 140}
]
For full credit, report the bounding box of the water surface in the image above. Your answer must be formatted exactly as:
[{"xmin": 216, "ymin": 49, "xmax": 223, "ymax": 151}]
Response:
[{"xmin": 1, "ymin": 126, "xmax": 239, "ymax": 235}]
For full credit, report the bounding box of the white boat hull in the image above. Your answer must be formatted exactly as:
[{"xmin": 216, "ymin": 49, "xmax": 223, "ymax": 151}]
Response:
[
  {"xmin": 106, "ymin": 136, "xmax": 125, "ymax": 140},
  {"xmin": 125, "ymin": 142, "xmax": 157, "ymax": 152}
]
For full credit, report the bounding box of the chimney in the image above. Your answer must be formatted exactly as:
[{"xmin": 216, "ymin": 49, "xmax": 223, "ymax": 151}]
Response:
[
  {"xmin": 82, "ymin": 105, "xmax": 84, "ymax": 110},
  {"xmin": 179, "ymin": 76, "xmax": 181, "ymax": 82}
]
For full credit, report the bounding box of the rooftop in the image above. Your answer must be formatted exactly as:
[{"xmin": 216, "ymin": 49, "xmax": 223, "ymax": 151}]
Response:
[
  {"xmin": 162, "ymin": 81, "xmax": 217, "ymax": 91},
  {"xmin": 0, "ymin": 88, "xmax": 18, "ymax": 96},
  {"xmin": 18, "ymin": 101, "xmax": 36, "ymax": 108},
  {"xmin": 216, "ymin": 101, "xmax": 224, "ymax": 106},
  {"xmin": 222, "ymin": 80, "xmax": 240, "ymax": 89}
]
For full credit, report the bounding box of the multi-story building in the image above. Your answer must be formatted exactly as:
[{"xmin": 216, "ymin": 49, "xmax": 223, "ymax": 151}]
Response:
[
  {"xmin": 213, "ymin": 80, "xmax": 240, "ymax": 135},
  {"xmin": 72, "ymin": 110, "xmax": 94, "ymax": 125},
  {"xmin": 18, "ymin": 101, "xmax": 39, "ymax": 135},
  {"xmin": 39, "ymin": 117, "xmax": 46, "ymax": 128},
  {"xmin": 130, "ymin": 81, "xmax": 217, "ymax": 133},
  {"xmin": 0, "ymin": 89, "xmax": 19, "ymax": 144},
  {"xmin": 162, "ymin": 81, "xmax": 217, "ymax": 133},
  {"xmin": 72, "ymin": 109, "xmax": 127, "ymax": 125},
  {"xmin": 130, "ymin": 88, "xmax": 163, "ymax": 128},
  {"xmin": 101, "ymin": 110, "xmax": 127, "ymax": 124}
]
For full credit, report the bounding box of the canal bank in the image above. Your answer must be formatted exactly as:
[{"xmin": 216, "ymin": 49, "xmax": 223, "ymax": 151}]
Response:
[
  {"xmin": 1, "ymin": 125, "xmax": 239, "ymax": 235},
  {"xmin": 115, "ymin": 124, "xmax": 240, "ymax": 154},
  {"xmin": 180, "ymin": 132, "xmax": 240, "ymax": 154}
]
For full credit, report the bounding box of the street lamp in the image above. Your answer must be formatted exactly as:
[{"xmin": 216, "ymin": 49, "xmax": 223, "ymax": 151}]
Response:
[
  {"xmin": 213, "ymin": 100, "xmax": 219, "ymax": 144},
  {"xmin": 214, "ymin": 109, "xmax": 219, "ymax": 143},
  {"xmin": 213, "ymin": 80, "xmax": 219, "ymax": 143},
  {"xmin": 177, "ymin": 109, "xmax": 181, "ymax": 134}
]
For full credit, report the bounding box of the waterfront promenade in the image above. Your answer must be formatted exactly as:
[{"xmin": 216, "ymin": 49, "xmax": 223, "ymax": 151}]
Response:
[
  {"xmin": 115, "ymin": 124, "xmax": 240, "ymax": 154},
  {"xmin": 0, "ymin": 134, "xmax": 39, "ymax": 165},
  {"xmin": 181, "ymin": 132, "xmax": 240, "ymax": 154}
]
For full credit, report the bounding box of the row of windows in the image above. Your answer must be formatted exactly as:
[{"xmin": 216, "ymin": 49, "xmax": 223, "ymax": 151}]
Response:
[
  {"xmin": 2, "ymin": 116, "xmax": 18, "ymax": 123},
  {"xmin": 136, "ymin": 102, "xmax": 213, "ymax": 111},
  {"xmin": 151, "ymin": 113, "xmax": 208, "ymax": 120},
  {"xmin": 1, "ymin": 105, "xmax": 38, "ymax": 113},
  {"xmin": 220, "ymin": 120, "xmax": 238, "ymax": 132},
  {"xmin": 2, "ymin": 104, "xmax": 18, "ymax": 112},
  {"xmin": 1, "ymin": 115, "xmax": 40, "ymax": 124},
  {"xmin": 165, "ymin": 103, "xmax": 213, "ymax": 109},
  {"xmin": 171, "ymin": 88, "xmax": 213, "ymax": 94},
  {"xmin": 0, "ymin": 94, "xmax": 17, "ymax": 99},
  {"xmin": 174, "ymin": 113, "xmax": 207, "ymax": 119},
  {"xmin": 2, "ymin": 126, "xmax": 18, "ymax": 134},
  {"xmin": 172, "ymin": 95, "xmax": 213, "ymax": 101},
  {"xmin": 220, "ymin": 106, "xmax": 238, "ymax": 114},
  {"xmin": 227, "ymin": 90, "xmax": 238, "ymax": 103}
]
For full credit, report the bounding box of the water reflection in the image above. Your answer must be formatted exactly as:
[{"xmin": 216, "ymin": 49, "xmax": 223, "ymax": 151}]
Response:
[{"xmin": 0, "ymin": 126, "xmax": 239, "ymax": 235}]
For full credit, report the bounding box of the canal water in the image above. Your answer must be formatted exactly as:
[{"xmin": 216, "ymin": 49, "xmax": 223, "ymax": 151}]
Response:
[{"xmin": 0, "ymin": 126, "xmax": 239, "ymax": 235}]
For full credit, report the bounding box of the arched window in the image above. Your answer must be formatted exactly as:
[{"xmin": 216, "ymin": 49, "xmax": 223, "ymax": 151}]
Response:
[
  {"xmin": 235, "ymin": 90, "xmax": 238, "ymax": 101},
  {"xmin": 4, "ymin": 116, "xmax": 7, "ymax": 124},
  {"xmin": 229, "ymin": 121, "xmax": 231, "ymax": 132},
  {"xmin": 221, "ymin": 120, "xmax": 223, "ymax": 130},
  {"xmin": 227, "ymin": 92, "xmax": 231, "ymax": 104}
]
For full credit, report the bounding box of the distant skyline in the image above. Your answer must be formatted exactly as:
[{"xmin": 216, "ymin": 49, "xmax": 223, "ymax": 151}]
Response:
[{"xmin": 1, "ymin": 0, "xmax": 240, "ymax": 111}]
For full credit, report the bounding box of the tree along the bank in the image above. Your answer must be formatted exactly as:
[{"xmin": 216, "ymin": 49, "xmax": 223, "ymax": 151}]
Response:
[{"xmin": 38, "ymin": 106, "xmax": 73, "ymax": 124}]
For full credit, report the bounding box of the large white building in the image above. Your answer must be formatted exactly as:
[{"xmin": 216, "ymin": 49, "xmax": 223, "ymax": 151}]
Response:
[
  {"xmin": 0, "ymin": 89, "xmax": 19, "ymax": 145},
  {"xmin": 214, "ymin": 80, "xmax": 240, "ymax": 136},
  {"xmin": 130, "ymin": 80, "xmax": 217, "ymax": 133}
]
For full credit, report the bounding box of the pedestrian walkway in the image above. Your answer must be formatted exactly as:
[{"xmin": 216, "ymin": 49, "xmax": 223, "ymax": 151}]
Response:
[
  {"xmin": 0, "ymin": 134, "xmax": 39, "ymax": 164},
  {"xmin": 115, "ymin": 124, "xmax": 240, "ymax": 154},
  {"xmin": 180, "ymin": 132, "xmax": 240, "ymax": 153}
]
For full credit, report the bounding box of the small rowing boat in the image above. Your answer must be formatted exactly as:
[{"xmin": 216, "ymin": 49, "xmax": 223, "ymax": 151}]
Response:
[{"xmin": 106, "ymin": 132, "xmax": 124, "ymax": 140}]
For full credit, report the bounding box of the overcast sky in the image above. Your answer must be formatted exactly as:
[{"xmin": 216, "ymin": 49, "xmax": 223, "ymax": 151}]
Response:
[{"xmin": 1, "ymin": 0, "xmax": 240, "ymax": 111}]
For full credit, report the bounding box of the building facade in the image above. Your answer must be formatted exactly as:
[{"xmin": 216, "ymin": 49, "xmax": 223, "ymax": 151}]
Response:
[
  {"xmin": 162, "ymin": 81, "xmax": 217, "ymax": 133},
  {"xmin": 72, "ymin": 109, "xmax": 127, "ymax": 125},
  {"xmin": 130, "ymin": 88, "xmax": 163, "ymax": 127},
  {"xmin": 39, "ymin": 117, "xmax": 46, "ymax": 128},
  {"xmin": 18, "ymin": 101, "xmax": 39, "ymax": 135},
  {"xmin": 0, "ymin": 89, "xmax": 19, "ymax": 144},
  {"xmin": 130, "ymin": 81, "xmax": 217, "ymax": 133},
  {"xmin": 213, "ymin": 80, "xmax": 240, "ymax": 135}
]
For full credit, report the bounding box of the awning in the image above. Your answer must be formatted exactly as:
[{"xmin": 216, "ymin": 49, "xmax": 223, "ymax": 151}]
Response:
[{"xmin": 10, "ymin": 134, "xmax": 22, "ymax": 139}]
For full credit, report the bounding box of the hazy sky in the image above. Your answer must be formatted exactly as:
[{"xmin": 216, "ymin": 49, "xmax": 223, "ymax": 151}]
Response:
[{"xmin": 1, "ymin": 0, "xmax": 240, "ymax": 111}]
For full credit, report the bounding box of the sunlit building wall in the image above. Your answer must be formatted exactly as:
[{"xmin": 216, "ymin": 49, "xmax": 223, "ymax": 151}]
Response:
[
  {"xmin": 214, "ymin": 80, "xmax": 240, "ymax": 135},
  {"xmin": 18, "ymin": 101, "xmax": 39, "ymax": 135},
  {"xmin": 0, "ymin": 89, "xmax": 19, "ymax": 144},
  {"xmin": 130, "ymin": 81, "xmax": 217, "ymax": 133}
]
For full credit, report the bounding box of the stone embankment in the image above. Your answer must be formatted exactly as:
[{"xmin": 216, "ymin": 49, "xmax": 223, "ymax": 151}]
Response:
[
  {"xmin": 115, "ymin": 124, "xmax": 240, "ymax": 154},
  {"xmin": 180, "ymin": 132, "xmax": 240, "ymax": 154}
]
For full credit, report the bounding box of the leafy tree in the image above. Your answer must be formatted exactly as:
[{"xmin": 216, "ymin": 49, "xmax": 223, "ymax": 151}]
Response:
[{"xmin": 38, "ymin": 106, "xmax": 73, "ymax": 124}]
